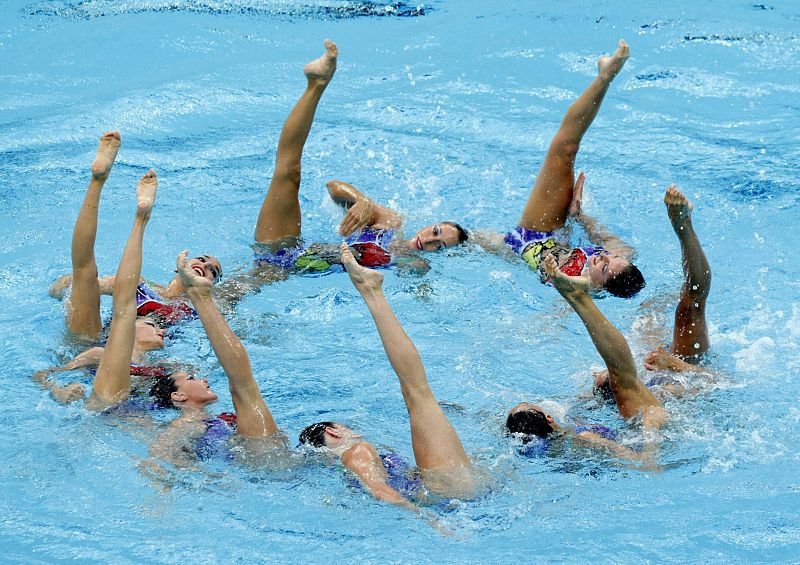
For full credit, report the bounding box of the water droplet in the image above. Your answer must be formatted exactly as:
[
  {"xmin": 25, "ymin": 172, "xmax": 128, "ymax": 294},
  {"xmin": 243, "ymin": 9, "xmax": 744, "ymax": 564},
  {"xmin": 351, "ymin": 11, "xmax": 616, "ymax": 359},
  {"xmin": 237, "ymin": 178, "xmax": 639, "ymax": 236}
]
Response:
[{"xmin": 694, "ymin": 343, "xmax": 700, "ymax": 349}]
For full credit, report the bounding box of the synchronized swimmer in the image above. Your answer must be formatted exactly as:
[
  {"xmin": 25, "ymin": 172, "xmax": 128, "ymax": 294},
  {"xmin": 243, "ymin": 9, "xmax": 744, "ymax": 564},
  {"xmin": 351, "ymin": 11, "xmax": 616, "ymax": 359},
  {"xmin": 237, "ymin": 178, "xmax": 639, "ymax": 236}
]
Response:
[{"xmin": 34, "ymin": 39, "xmax": 715, "ymax": 525}]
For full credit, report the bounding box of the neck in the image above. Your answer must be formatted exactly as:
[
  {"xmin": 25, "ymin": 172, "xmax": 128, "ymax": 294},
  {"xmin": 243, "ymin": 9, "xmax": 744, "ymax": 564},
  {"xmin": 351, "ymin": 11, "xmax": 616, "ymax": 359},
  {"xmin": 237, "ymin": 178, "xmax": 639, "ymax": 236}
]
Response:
[
  {"xmin": 177, "ymin": 403, "xmax": 210, "ymax": 419},
  {"xmin": 130, "ymin": 347, "xmax": 147, "ymax": 364},
  {"xmin": 161, "ymin": 276, "xmax": 184, "ymax": 299}
]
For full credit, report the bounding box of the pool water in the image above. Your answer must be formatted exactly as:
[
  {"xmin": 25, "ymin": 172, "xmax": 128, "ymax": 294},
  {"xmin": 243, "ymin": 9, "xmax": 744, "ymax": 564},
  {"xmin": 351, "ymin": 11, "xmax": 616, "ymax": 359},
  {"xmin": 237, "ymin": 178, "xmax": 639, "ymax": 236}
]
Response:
[{"xmin": 1, "ymin": 0, "xmax": 799, "ymax": 561}]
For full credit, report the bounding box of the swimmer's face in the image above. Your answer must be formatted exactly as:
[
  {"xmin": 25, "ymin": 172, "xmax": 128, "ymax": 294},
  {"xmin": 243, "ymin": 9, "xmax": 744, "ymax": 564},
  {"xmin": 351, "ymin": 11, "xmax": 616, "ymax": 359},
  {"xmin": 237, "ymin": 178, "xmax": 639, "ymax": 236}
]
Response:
[
  {"xmin": 135, "ymin": 318, "xmax": 165, "ymax": 350},
  {"xmin": 187, "ymin": 255, "xmax": 222, "ymax": 284},
  {"xmin": 171, "ymin": 372, "xmax": 218, "ymax": 405},
  {"xmin": 587, "ymin": 253, "xmax": 629, "ymax": 287},
  {"xmin": 408, "ymin": 223, "xmax": 461, "ymax": 252}
]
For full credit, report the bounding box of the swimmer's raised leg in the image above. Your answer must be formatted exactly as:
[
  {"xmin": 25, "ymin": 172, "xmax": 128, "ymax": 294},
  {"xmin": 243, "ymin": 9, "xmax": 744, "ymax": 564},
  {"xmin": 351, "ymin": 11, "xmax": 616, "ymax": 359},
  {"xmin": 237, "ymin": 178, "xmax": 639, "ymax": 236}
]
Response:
[
  {"xmin": 68, "ymin": 131, "xmax": 121, "ymax": 338},
  {"xmin": 662, "ymin": 185, "xmax": 711, "ymax": 362},
  {"xmin": 341, "ymin": 244, "xmax": 474, "ymax": 497},
  {"xmin": 518, "ymin": 40, "xmax": 629, "ymax": 232},
  {"xmin": 254, "ymin": 40, "xmax": 338, "ymax": 244},
  {"xmin": 89, "ymin": 170, "xmax": 157, "ymax": 408}
]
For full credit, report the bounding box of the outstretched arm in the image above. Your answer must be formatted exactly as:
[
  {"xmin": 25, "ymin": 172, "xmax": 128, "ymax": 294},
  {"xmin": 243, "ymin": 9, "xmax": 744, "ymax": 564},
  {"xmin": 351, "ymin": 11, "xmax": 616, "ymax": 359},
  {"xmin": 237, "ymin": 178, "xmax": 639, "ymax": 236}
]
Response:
[
  {"xmin": 48, "ymin": 274, "xmax": 118, "ymax": 301},
  {"xmin": 340, "ymin": 442, "xmax": 451, "ymax": 534},
  {"xmin": 341, "ymin": 442, "xmax": 419, "ymax": 510},
  {"xmin": 176, "ymin": 251, "xmax": 280, "ymax": 439},
  {"xmin": 31, "ymin": 346, "xmax": 103, "ymax": 404},
  {"xmin": 568, "ymin": 173, "xmax": 635, "ymax": 260},
  {"xmin": 543, "ymin": 255, "xmax": 665, "ymax": 426},
  {"xmin": 573, "ymin": 430, "xmax": 660, "ymax": 470},
  {"xmin": 327, "ymin": 180, "xmax": 403, "ymax": 236}
]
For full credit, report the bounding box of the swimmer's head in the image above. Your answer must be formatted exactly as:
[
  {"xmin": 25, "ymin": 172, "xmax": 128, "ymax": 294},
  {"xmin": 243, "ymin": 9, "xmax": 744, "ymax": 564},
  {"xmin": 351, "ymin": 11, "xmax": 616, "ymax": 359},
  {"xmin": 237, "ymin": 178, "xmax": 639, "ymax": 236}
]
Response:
[
  {"xmin": 187, "ymin": 255, "xmax": 223, "ymax": 284},
  {"xmin": 587, "ymin": 254, "xmax": 644, "ymax": 298},
  {"xmin": 506, "ymin": 403, "xmax": 558, "ymax": 441},
  {"xmin": 593, "ymin": 371, "xmax": 615, "ymax": 402},
  {"xmin": 135, "ymin": 317, "xmax": 166, "ymax": 350},
  {"xmin": 406, "ymin": 221, "xmax": 469, "ymax": 252},
  {"xmin": 149, "ymin": 371, "xmax": 218, "ymax": 409},
  {"xmin": 299, "ymin": 422, "xmax": 362, "ymax": 451}
]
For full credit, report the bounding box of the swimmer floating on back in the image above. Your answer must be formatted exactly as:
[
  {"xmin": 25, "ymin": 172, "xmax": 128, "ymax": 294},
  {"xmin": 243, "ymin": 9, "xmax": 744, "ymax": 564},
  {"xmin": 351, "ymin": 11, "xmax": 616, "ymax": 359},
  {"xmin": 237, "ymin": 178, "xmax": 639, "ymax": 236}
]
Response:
[
  {"xmin": 486, "ymin": 39, "xmax": 644, "ymax": 298},
  {"xmin": 595, "ymin": 185, "xmax": 713, "ymax": 400},
  {"xmin": 145, "ymin": 250, "xmax": 286, "ymax": 470},
  {"xmin": 335, "ymin": 41, "xmax": 643, "ymax": 296},
  {"xmin": 48, "ymin": 132, "xmax": 223, "ymax": 328},
  {"xmin": 505, "ymin": 253, "xmax": 666, "ymax": 466},
  {"xmin": 249, "ymin": 39, "xmax": 467, "ymax": 279},
  {"xmin": 299, "ymin": 243, "xmax": 480, "ymax": 512}
]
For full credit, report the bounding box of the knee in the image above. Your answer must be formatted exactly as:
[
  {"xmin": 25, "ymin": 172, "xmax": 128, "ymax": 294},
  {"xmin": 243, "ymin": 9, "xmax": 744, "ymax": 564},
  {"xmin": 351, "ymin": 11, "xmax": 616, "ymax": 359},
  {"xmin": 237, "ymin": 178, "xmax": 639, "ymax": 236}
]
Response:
[
  {"xmin": 682, "ymin": 277, "xmax": 711, "ymax": 303},
  {"xmin": 550, "ymin": 135, "xmax": 580, "ymax": 160},
  {"xmin": 72, "ymin": 266, "xmax": 99, "ymax": 286},
  {"xmin": 275, "ymin": 162, "xmax": 302, "ymax": 188},
  {"xmin": 675, "ymin": 295, "xmax": 706, "ymax": 320}
]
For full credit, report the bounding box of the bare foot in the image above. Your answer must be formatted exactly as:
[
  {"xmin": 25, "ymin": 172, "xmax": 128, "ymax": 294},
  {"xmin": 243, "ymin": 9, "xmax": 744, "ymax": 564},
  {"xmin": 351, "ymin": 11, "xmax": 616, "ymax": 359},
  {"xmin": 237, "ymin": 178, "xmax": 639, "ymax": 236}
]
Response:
[
  {"xmin": 340, "ymin": 242, "xmax": 383, "ymax": 293},
  {"xmin": 136, "ymin": 169, "xmax": 158, "ymax": 218},
  {"xmin": 91, "ymin": 131, "xmax": 121, "ymax": 181},
  {"xmin": 597, "ymin": 39, "xmax": 629, "ymax": 82},
  {"xmin": 644, "ymin": 347, "xmax": 697, "ymax": 372},
  {"xmin": 304, "ymin": 39, "xmax": 338, "ymax": 84},
  {"xmin": 664, "ymin": 184, "xmax": 693, "ymax": 233}
]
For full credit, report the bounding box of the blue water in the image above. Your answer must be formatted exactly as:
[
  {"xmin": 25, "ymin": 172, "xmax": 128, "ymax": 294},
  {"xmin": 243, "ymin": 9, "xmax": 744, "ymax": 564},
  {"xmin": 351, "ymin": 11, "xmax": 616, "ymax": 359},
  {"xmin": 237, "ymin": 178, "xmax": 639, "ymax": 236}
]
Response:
[{"xmin": 2, "ymin": 0, "xmax": 799, "ymax": 562}]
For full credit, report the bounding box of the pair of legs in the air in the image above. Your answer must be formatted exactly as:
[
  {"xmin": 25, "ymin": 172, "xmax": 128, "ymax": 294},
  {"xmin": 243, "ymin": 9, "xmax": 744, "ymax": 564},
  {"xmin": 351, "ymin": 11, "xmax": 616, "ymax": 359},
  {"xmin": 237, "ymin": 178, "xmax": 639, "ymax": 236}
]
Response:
[
  {"xmin": 299, "ymin": 244, "xmax": 476, "ymax": 510},
  {"xmin": 50, "ymin": 133, "xmax": 222, "ymax": 322},
  {"xmin": 34, "ymin": 136, "xmax": 167, "ymax": 403},
  {"xmin": 71, "ymin": 188, "xmax": 282, "ymax": 466}
]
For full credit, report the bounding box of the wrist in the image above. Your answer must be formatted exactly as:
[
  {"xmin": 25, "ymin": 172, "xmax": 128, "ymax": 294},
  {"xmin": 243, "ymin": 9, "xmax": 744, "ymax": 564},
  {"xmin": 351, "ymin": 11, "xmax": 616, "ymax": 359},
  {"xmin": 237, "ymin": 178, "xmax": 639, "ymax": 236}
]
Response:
[{"xmin": 186, "ymin": 286, "xmax": 212, "ymax": 300}]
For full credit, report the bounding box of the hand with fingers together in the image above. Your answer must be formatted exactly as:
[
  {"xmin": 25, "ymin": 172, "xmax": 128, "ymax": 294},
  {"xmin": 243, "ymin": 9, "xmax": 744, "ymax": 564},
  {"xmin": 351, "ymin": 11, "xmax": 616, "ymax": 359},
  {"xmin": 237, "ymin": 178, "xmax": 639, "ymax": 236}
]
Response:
[
  {"xmin": 339, "ymin": 198, "xmax": 376, "ymax": 237},
  {"xmin": 568, "ymin": 171, "xmax": 586, "ymax": 218},
  {"xmin": 543, "ymin": 253, "xmax": 591, "ymax": 298},
  {"xmin": 176, "ymin": 250, "xmax": 214, "ymax": 292}
]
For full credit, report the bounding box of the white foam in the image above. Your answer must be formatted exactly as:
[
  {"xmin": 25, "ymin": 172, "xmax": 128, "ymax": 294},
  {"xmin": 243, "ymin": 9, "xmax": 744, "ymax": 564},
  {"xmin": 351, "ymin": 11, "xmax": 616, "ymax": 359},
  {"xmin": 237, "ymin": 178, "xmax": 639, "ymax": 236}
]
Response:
[{"xmin": 733, "ymin": 336, "xmax": 775, "ymax": 372}]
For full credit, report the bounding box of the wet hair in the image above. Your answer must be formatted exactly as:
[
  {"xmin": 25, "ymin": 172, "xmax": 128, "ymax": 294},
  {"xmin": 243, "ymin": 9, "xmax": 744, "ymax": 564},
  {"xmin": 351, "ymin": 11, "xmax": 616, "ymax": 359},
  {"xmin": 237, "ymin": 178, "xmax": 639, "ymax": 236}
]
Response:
[
  {"xmin": 604, "ymin": 263, "xmax": 645, "ymax": 299},
  {"xmin": 299, "ymin": 421, "xmax": 335, "ymax": 448},
  {"xmin": 442, "ymin": 221, "xmax": 470, "ymax": 245},
  {"xmin": 506, "ymin": 409, "xmax": 554, "ymax": 440},
  {"xmin": 149, "ymin": 376, "xmax": 178, "ymax": 409}
]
